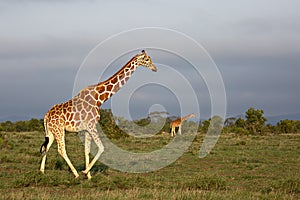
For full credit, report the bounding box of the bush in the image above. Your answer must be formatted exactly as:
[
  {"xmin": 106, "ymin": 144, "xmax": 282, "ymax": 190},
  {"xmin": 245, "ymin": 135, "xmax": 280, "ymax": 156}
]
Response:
[
  {"xmin": 233, "ymin": 127, "xmax": 249, "ymax": 135},
  {"xmin": 245, "ymin": 108, "xmax": 267, "ymax": 134},
  {"xmin": 98, "ymin": 109, "xmax": 128, "ymax": 139},
  {"xmin": 276, "ymin": 119, "xmax": 300, "ymax": 134},
  {"xmin": 0, "ymin": 119, "xmax": 44, "ymax": 132}
]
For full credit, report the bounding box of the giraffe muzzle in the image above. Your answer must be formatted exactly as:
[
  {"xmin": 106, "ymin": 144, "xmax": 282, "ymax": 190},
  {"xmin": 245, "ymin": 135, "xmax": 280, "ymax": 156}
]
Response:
[{"xmin": 151, "ymin": 64, "xmax": 157, "ymax": 72}]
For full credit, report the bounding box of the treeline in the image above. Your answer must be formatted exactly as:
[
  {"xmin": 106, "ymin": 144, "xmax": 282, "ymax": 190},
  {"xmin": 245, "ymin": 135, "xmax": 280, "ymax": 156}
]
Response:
[
  {"xmin": 0, "ymin": 118, "xmax": 44, "ymax": 132},
  {"xmin": 207, "ymin": 107, "xmax": 300, "ymax": 135},
  {"xmin": 1, "ymin": 108, "xmax": 300, "ymax": 135},
  {"xmin": 105, "ymin": 107, "xmax": 300, "ymax": 136}
]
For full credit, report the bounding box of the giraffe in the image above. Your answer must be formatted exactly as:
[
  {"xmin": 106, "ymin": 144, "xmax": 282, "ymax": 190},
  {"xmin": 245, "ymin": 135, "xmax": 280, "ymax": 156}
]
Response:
[
  {"xmin": 170, "ymin": 113, "xmax": 195, "ymax": 137},
  {"xmin": 40, "ymin": 50, "xmax": 157, "ymax": 179}
]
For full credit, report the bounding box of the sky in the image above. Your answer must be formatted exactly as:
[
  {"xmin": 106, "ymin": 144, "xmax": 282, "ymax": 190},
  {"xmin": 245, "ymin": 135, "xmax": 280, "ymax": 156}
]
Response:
[{"xmin": 0, "ymin": 0, "xmax": 300, "ymax": 122}]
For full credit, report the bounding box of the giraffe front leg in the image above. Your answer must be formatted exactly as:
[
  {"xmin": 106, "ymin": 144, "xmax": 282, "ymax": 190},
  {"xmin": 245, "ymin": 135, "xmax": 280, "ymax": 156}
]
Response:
[
  {"xmin": 82, "ymin": 129, "xmax": 104, "ymax": 175},
  {"xmin": 178, "ymin": 125, "xmax": 182, "ymax": 135},
  {"xmin": 85, "ymin": 132, "xmax": 92, "ymax": 179}
]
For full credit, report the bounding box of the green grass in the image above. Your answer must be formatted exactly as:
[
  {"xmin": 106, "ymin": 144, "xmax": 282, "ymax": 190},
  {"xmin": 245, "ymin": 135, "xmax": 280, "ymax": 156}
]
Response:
[{"xmin": 0, "ymin": 131, "xmax": 300, "ymax": 199}]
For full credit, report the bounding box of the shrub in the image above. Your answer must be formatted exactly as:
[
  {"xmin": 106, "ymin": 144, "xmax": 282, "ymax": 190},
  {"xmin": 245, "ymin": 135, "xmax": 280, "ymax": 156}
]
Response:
[
  {"xmin": 98, "ymin": 109, "xmax": 128, "ymax": 139},
  {"xmin": 233, "ymin": 127, "xmax": 249, "ymax": 135}
]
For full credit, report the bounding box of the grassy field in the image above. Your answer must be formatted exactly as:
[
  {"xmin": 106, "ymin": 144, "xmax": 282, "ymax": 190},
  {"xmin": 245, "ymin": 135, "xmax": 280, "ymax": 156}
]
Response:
[{"xmin": 0, "ymin": 131, "xmax": 299, "ymax": 199}]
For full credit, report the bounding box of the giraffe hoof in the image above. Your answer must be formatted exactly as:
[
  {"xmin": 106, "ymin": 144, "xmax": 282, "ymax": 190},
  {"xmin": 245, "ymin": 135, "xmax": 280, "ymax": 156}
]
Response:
[
  {"xmin": 81, "ymin": 170, "xmax": 92, "ymax": 179},
  {"xmin": 87, "ymin": 173, "xmax": 92, "ymax": 180}
]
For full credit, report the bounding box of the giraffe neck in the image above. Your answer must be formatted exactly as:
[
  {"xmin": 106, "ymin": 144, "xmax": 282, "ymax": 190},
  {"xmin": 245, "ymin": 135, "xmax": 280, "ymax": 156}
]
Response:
[
  {"xmin": 181, "ymin": 114, "xmax": 194, "ymax": 122},
  {"xmin": 94, "ymin": 56, "xmax": 138, "ymax": 106}
]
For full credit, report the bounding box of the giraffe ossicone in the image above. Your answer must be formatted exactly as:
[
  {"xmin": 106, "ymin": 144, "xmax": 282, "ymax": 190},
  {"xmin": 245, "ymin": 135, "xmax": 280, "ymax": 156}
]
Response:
[{"xmin": 40, "ymin": 50, "xmax": 157, "ymax": 179}]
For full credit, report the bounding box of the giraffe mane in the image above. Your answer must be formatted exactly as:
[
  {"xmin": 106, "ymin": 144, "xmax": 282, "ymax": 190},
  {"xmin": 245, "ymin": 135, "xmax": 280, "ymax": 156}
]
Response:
[{"xmin": 100, "ymin": 56, "xmax": 138, "ymax": 86}]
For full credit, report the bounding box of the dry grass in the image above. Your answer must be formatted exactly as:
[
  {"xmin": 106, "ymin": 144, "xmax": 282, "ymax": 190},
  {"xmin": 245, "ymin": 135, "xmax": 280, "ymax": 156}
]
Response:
[{"xmin": 0, "ymin": 131, "xmax": 300, "ymax": 199}]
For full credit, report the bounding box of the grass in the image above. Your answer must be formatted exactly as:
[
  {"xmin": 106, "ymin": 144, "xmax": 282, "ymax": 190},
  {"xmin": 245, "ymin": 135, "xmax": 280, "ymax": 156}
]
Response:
[{"xmin": 0, "ymin": 131, "xmax": 300, "ymax": 199}]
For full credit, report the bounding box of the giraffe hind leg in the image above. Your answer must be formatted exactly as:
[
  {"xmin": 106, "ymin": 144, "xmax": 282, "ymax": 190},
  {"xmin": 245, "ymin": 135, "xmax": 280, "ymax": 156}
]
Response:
[
  {"xmin": 55, "ymin": 130, "xmax": 79, "ymax": 178},
  {"xmin": 178, "ymin": 125, "xmax": 182, "ymax": 135},
  {"xmin": 40, "ymin": 137, "xmax": 49, "ymax": 156}
]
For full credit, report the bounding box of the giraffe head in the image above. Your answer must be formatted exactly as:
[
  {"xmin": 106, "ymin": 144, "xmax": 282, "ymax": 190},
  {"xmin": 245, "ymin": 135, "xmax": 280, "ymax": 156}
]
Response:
[
  {"xmin": 135, "ymin": 50, "xmax": 157, "ymax": 72},
  {"xmin": 190, "ymin": 113, "xmax": 196, "ymax": 118}
]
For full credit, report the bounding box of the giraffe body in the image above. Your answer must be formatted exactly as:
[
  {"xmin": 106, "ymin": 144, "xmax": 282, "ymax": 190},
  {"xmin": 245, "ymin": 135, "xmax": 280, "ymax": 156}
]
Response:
[
  {"xmin": 170, "ymin": 113, "xmax": 195, "ymax": 137},
  {"xmin": 40, "ymin": 50, "xmax": 157, "ymax": 178}
]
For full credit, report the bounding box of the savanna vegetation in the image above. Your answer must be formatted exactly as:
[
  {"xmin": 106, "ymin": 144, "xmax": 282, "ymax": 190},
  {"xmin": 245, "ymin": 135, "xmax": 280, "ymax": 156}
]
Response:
[
  {"xmin": 2, "ymin": 107, "xmax": 300, "ymax": 136},
  {"xmin": 0, "ymin": 107, "xmax": 300, "ymax": 199}
]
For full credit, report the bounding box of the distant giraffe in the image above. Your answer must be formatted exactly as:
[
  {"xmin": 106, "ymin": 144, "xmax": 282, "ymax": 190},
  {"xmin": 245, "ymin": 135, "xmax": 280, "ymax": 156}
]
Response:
[
  {"xmin": 40, "ymin": 50, "xmax": 157, "ymax": 179},
  {"xmin": 170, "ymin": 114, "xmax": 195, "ymax": 137}
]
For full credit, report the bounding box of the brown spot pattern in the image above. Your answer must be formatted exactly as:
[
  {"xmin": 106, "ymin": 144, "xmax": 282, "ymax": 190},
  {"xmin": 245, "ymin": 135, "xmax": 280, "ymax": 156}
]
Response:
[{"xmin": 41, "ymin": 52, "xmax": 148, "ymax": 178}]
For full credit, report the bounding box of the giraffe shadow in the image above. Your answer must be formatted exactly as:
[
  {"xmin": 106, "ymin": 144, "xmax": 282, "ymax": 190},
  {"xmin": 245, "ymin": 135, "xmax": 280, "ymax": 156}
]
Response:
[
  {"xmin": 73, "ymin": 163, "xmax": 109, "ymax": 175},
  {"xmin": 169, "ymin": 127, "xmax": 180, "ymax": 134}
]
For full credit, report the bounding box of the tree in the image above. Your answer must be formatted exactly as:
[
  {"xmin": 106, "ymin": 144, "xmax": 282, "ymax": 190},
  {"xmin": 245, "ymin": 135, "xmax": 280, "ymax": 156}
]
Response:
[
  {"xmin": 209, "ymin": 116, "xmax": 224, "ymax": 135},
  {"xmin": 200, "ymin": 116, "xmax": 223, "ymax": 134},
  {"xmin": 276, "ymin": 119, "xmax": 299, "ymax": 133},
  {"xmin": 15, "ymin": 121, "xmax": 27, "ymax": 132},
  {"xmin": 235, "ymin": 118, "xmax": 245, "ymax": 128},
  {"xmin": 27, "ymin": 118, "xmax": 44, "ymax": 132},
  {"xmin": 1, "ymin": 121, "xmax": 14, "ymax": 132},
  {"xmin": 201, "ymin": 118, "xmax": 211, "ymax": 133},
  {"xmin": 98, "ymin": 109, "xmax": 128, "ymax": 139},
  {"xmin": 224, "ymin": 117, "xmax": 236, "ymax": 127},
  {"xmin": 134, "ymin": 117, "xmax": 151, "ymax": 127},
  {"xmin": 263, "ymin": 123, "xmax": 275, "ymax": 133},
  {"xmin": 245, "ymin": 107, "xmax": 267, "ymax": 134}
]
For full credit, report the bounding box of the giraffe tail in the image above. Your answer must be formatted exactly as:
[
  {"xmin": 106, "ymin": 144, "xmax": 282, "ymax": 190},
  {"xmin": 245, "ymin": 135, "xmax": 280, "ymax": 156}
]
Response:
[
  {"xmin": 40, "ymin": 137, "xmax": 49, "ymax": 155},
  {"xmin": 40, "ymin": 117, "xmax": 49, "ymax": 155}
]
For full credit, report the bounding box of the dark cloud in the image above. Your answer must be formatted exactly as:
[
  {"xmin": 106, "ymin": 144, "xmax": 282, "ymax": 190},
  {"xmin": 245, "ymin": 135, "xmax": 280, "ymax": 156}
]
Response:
[{"xmin": 0, "ymin": 1, "xmax": 299, "ymax": 121}]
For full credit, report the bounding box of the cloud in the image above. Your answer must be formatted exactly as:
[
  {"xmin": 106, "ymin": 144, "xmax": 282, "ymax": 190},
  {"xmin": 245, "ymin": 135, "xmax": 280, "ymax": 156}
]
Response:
[
  {"xmin": 0, "ymin": 1, "xmax": 300, "ymax": 121},
  {"xmin": 235, "ymin": 17, "xmax": 300, "ymax": 36}
]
